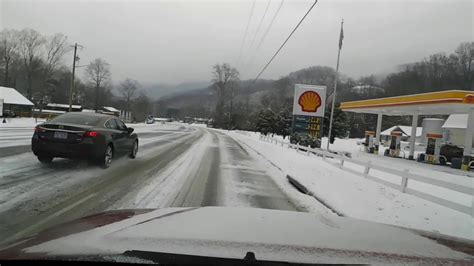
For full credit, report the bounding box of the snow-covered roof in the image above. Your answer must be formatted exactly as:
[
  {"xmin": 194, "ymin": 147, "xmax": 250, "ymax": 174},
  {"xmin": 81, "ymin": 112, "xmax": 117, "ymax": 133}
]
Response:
[
  {"xmin": 47, "ymin": 103, "xmax": 82, "ymax": 109},
  {"xmin": 351, "ymin": 84, "xmax": 384, "ymax": 91},
  {"xmin": 103, "ymin": 106, "xmax": 119, "ymax": 112},
  {"xmin": 442, "ymin": 114, "xmax": 467, "ymax": 129},
  {"xmin": 0, "ymin": 86, "xmax": 34, "ymax": 106},
  {"xmin": 82, "ymin": 109, "xmax": 96, "ymax": 113},
  {"xmin": 33, "ymin": 109, "xmax": 66, "ymax": 114},
  {"xmin": 381, "ymin": 125, "xmax": 422, "ymax": 137}
]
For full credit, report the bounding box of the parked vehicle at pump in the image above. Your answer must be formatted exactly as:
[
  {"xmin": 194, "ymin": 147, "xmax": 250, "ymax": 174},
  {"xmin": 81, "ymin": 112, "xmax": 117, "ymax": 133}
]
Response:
[
  {"xmin": 145, "ymin": 115, "xmax": 155, "ymax": 124},
  {"xmin": 439, "ymin": 144, "xmax": 464, "ymax": 165},
  {"xmin": 32, "ymin": 113, "xmax": 138, "ymax": 168}
]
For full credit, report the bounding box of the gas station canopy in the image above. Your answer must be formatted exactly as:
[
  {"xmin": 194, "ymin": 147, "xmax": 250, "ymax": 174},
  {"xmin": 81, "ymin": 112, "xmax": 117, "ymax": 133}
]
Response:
[
  {"xmin": 340, "ymin": 90, "xmax": 474, "ymax": 166},
  {"xmin": 340, "ymin": 90, "xmax": 474, "ymax": 115}
]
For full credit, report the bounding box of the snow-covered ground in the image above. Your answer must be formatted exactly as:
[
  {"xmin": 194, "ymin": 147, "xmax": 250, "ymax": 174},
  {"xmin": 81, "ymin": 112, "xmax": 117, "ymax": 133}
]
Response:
[
  {"xmin": 222, "ymin": 130, "xmax": 473, "ymax": 240},
  {"xmin": 0, "ymin": 118, "xmax": 47, "ymax": 148}
]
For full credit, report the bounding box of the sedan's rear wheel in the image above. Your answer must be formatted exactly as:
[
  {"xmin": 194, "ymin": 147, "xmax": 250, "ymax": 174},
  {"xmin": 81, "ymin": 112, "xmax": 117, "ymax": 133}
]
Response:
[
  {"xmin": 38, "ymin": 155, "xmax": 53, "ymax": 164},
  {"xmin": 129, "ymin": 140, "xmax": 138, "ymax": 159},
  {"xmin": 100, "ymin": 145, "xmax": 113, "ymax": 169}
]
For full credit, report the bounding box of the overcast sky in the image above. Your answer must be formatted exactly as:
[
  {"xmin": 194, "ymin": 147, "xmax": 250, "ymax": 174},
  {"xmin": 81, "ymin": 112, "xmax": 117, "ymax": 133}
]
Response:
[{"xmin": 1, "ymin": 0, "xmax": 472, "ymax": 85}]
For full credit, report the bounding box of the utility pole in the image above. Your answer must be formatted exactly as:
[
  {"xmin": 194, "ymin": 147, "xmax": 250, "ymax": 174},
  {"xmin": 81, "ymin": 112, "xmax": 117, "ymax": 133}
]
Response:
[
  {"xmin": 95, "ymin": 81, "xmax": 99, "ymax": 113},
  {"xmin": 68, "ymin": 43, "xmax": 81, "ymax": 112},
  {"xmin": 327, "ymin": 19, "xmax": 344, "ymax": 151},
  {"xmin": 229, "ymin": 84, "xmax": 234, "ymax": 130}
]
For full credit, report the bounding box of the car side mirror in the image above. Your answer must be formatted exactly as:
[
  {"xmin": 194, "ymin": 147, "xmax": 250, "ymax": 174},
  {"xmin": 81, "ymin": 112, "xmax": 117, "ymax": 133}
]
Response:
[{"xmin": 127, "ymin": 127, "xmax": 134, "ymax": 134}]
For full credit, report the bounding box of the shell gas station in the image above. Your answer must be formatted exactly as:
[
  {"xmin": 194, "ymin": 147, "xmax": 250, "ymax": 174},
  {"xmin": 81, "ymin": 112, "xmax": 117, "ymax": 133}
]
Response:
[{"xmin": 340, "ymin": 90, "xmax": 474, "ymax": 171}]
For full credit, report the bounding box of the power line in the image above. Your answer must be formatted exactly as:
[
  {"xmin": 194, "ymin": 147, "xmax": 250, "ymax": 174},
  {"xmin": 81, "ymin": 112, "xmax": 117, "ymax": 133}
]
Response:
[
  {"xmin": 246, "ymin": 0, "xmax": 272, "ymax": 59},
  {"xmin": 236, "ymin": 0, "xmax": 256, "ymax": 66},
  {"xmin": 252, "ymin": 0, "xmax": 318, "ymax": 84},
  {"xmin": 256, "ymin": 0, "xmax": 284, "ymax": 51}
]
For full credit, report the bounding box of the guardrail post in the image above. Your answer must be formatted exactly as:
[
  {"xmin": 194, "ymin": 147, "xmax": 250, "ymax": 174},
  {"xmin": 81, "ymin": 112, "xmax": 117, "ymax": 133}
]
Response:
[
  {"xmin": 400, "ymin": 169, "xmax": 409, "ymax": 193},
  {"xmin": 364, "ymin": 161, "xmax": 371, "ymax": 178},
  {"xmin": 323, "ymin": 152, "xmax": 327, "ymax": 160},
  {"xmin": 340, "ymin": 158, "xmax": 344, "ymax": 168},
  {"xmin": 296, "ymin": 143, "xmax": 300, "ymax": 152},
  {"xmin": 307, "ymin": 146, "xmax": 310, "ymax": 156}
]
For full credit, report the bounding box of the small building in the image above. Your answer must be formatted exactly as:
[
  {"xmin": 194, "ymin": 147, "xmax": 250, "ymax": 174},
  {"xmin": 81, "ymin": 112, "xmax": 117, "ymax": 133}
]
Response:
[
  {"xmin": 120, "ymin": 110, "xmax": 133, "ymax": 122},
  {"xmin": 34, "ymin": 103, "xmax": 82, "ymax": 119},
  {"xmin": 442, "ymin": 114, "xmax": 474, "ymax": 147},
  {"xmin": 380, "ymin": 125, "xmax": 422, "ymax": 143},
  {"xmin": 0, "ymin": 86, "xmax": 34, "ymax": 117},
  {"xmin": 101, "ymin": 106, "xmax": 120, "ymax": 117},
  {"xmin": 155, "ymin": 117, "xmax": 172, "ymax": 122},
  {"xmin": 46, "ymin": 103, "xmax": 82, "ymax": 112}
]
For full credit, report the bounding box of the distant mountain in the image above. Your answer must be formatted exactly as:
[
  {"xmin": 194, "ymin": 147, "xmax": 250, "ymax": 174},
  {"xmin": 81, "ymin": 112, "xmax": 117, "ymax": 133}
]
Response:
[
  {"xmin": 142, "ymin": 81, "xmax": 211, "ymax": 100},
  {"xmin": 155, "ymin": 79, "xmax": 275, "ymax": 118}
]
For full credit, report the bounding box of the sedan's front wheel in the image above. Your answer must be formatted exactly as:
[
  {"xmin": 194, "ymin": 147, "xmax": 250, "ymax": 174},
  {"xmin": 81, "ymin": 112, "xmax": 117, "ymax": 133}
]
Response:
[
  {"xmin": 100, "ymin": 145, "xmax": 114, "ymax": 169},
  {"xmin": 129, "ymin": 140, "xmax": 138, "ymax": 159}
]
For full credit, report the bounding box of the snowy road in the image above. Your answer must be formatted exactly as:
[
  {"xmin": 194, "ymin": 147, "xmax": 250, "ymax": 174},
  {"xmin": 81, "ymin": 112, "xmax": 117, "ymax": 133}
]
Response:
[{"xmin": 0, "ymin": 123, "xmax": 297, "ymax": 247}]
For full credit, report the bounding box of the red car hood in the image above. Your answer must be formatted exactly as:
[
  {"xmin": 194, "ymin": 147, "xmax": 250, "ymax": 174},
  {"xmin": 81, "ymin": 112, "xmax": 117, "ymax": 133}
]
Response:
[{"xmin": 1, "ymin": 207, "xmax": 473, "ymax": 264}]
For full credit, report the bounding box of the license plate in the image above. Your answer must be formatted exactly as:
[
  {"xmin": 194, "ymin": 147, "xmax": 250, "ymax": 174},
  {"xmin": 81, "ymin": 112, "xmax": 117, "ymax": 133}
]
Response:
[{"xmin": 54, "ymin": 131, "xmax": 68, "ymax": 139}]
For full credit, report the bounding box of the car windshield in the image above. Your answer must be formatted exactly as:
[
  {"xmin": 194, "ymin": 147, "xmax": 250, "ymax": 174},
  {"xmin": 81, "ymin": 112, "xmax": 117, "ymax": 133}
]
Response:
[
  {"xmin": 50, "ymin": 114, "xmax": 102, "ymax": 126},
  {"xmin": 0, "ymin": 0, "xmax": 473, "ymax": 263}
]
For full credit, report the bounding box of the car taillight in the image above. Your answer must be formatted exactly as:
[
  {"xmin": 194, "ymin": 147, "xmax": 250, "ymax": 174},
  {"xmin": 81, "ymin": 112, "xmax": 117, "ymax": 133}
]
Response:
[
  {"xmin": 35, "ymin": 126, "xmax": 45, "ymax": 133},
  {"xmin": 84, "ymin": 131, "xmax": 99, "ymax": 137}
]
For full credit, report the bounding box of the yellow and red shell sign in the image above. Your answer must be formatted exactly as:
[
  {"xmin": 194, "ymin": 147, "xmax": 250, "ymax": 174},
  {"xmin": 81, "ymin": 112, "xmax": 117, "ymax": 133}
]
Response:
[
  {"xmin": 463, "ymin": 94, "xmax": 474, "ymax": 104},
  {"xmin": 298, "ymin": 91, "xmax": 322, "ymax": 113},
  {"xmin": 292, "ymin": 84, "xmax": 326, "ymax": 117}
]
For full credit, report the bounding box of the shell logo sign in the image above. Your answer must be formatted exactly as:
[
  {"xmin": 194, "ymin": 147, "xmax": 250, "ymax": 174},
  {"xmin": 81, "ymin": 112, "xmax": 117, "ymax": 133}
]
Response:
[
  {"xmin": 298, "ymin": 91, "xmax": 322, "ymax": 112},
  {"xmin": 293, "ymin": 84, "xmax": 326, "ymax": 117}
]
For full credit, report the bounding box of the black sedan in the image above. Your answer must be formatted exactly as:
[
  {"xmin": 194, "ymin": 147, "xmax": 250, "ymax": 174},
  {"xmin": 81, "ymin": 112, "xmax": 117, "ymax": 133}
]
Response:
[{"xmin": 32, "ymin": 112, "xmax": 138, "ymax": 168}]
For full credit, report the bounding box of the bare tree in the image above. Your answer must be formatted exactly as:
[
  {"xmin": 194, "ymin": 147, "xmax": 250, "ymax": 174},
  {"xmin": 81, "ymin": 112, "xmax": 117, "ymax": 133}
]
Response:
[
  {"xmin": 133, "ymin": 90, "xmax": 151, "ymax": 121},
  {"xmin": 85, "ymin": 58, "xmax": 111, "ymax": 112},
  {"xmin": 211, "ymin": 63, "xmax": 239, "ymax": 128},
  {"xmin": 38, "ymin": 33, "xmax": 69, "ymax": 106},
  {"xmin": 0, "ymin": 29, "xmax": 19, "ymax": 86},
  {"xmin": 43, "ymin": 33, "xmax": 69, "ymax": 80},
  {"xmin": 18, "ymin": 28, "xmax": 45, "ymax": 99},
  {"xmin": 119, "ymin": 78, "xmax": 139, "ymax": 111},
  {"xmin": 455, "ymin": 42, "xmax": 474, "ymax": 89}
]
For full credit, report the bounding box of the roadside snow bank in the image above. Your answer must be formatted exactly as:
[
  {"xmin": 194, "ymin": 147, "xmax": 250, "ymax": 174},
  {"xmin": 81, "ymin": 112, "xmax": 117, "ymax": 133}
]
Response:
[
  {"xmin": 223, "ymin": 131, "xmax": 473, "ymax": 240},
  {"xmin": 0, "ymin": 117, "xmax": 45, "ymax": 128}
]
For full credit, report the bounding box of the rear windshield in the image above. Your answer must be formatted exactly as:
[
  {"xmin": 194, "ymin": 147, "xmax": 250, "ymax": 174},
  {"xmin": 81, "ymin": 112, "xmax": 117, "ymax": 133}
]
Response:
[{"xmin": 50, "ymin": 114, "xmax": 102, "ymax": 126}]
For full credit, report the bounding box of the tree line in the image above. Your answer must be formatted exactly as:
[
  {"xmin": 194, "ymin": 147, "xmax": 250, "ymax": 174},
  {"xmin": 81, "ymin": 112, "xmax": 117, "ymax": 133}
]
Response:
[
  {"xmin": 207, "ymin": 42, "xmax": 472, "ymax": 141},
  {"xmin": 0, "ymin": 28, "xmax": 152, "ymax": 121}
]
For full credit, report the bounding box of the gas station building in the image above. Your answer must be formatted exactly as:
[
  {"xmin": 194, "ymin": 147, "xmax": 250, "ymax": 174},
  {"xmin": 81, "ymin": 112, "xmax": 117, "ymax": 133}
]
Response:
[{"xmin": 340, "ymin": 90, "xmax": 474, "ymax": 170}]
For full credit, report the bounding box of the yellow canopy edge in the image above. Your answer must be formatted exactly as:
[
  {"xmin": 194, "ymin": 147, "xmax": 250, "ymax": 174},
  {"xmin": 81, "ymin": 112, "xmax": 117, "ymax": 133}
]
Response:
[{"xmin": 341, "ymin": 90, "xmax": 474, "ymax": 110}]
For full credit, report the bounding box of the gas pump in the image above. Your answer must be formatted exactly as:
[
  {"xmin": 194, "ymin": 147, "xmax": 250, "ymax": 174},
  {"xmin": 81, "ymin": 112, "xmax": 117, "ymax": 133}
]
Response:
[
  {"xmin": 364, "ymin": 131, "xmax": 375, "ymax": 153},
  {"xmin": 388, "ymin": 131, "xmax": 402, "ymax": 157},
  {"xmin": 425, "ymin": 133, "xmax": 442, "ymax": 164}
]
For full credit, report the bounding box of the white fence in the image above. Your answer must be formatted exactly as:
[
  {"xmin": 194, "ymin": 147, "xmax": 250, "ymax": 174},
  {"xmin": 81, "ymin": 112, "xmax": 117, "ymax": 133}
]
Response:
[{"xmin": 259, "ymin": 135, "xmax": 473, "ymax": 216}]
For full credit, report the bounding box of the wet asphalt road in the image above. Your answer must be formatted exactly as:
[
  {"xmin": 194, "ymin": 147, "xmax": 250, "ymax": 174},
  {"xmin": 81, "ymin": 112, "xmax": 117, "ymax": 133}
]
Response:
[{"xmin": 0, "ymin": 124, "xmax": 296, "ymax": 248}]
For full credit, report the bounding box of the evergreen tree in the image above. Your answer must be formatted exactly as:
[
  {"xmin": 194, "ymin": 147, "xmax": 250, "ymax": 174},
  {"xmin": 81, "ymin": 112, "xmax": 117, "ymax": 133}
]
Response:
[
  {"xmin": 323, "ymin": 105, "xmax": 350, "ymax": 144},
  {"xmin": 275, "ymin": 108, "xmax": 292, "ymax": 139},
  {"xmin": 255, "ymin": 108, "xmax": 277, "ymax": 135}
]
